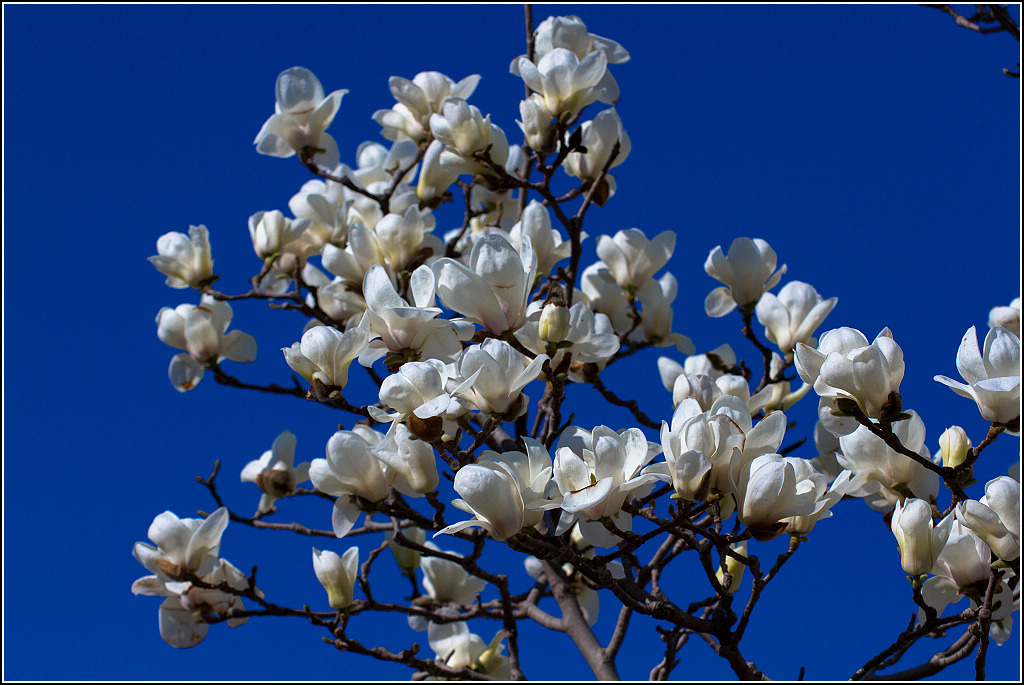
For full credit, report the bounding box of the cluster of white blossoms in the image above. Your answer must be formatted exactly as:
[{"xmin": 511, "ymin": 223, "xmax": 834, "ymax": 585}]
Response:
[{"xmin": 138, "ymin": 10, "xmax": 1019, "ymax": 677}]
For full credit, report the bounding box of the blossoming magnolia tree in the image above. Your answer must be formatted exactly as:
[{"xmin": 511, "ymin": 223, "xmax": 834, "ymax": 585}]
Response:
[{"xmin": 133, "ymin": 7, "xmax": 1021, "ymax": 680}]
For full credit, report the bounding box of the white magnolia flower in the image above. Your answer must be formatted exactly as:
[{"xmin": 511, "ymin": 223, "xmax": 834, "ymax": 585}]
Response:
[
  {"xmin": 369, "ymin": 359, "xmax": 464, "ymax": 429},
  {"xmin": 373, "ymin": 205, "xmax": 440, "ymax": 274},
  {"xmin": 309, "ymin": 427, "xmax": 392, "ymax": 538},
  {"xmin": 988, "ymin": 297, "xmax": 1021, "ymax": 339},
  {"xmin": 428, "ymin": 98, "xmax": 509, "ymax": 177},
  {"xmin": 563, "ymin": 108, "xmax": 631, "ymax": 185},
  {"xmin": 502, "ymin": 200, "xmax": 576, "ymax": 277},
  {"xmin": 148, "ymin": 225, "xmax": 214, "ymax": 289},
  {"xmin": 891, "ymin": 498, "xmax": 953, "ymax": 576},
  {"xmin": 512, "ymin": 47, "xmax": 607, "ymax": 120},
  {"xmin": 553, "ymin": 426, "xmax": 662, "ymax": 546},
  {"xmin": 452, "ymin": 339, "xmax": 548, "ymax": 417},
  {"xmin": 373, "ymin": 71, "xmax": 481, "ymax": 143},
  {"xmin": 517, "ymin": 94, "xmax": 557, "ymax": 153},
  {"xmin": 782, "ymin": 465, "xmax": 854, "ymax": 535},
  {"xmin": 837, "ymin": 411, "xmax": 940, "ymax": 512},
  {"xmin": 955, "ymin": 476, "xmax": 1020, "ymax": 562},
  {"xmin": 516, "ymin": 301, "xmax": 620, "ymax": 377},
  {"xmin": 596, "ymin": 228, "xmax": 674, "ymax": 291},
  {"xmin": 240, "ymin": 430, "xmax": 311, "ymax": 514},
  {"xmin": 248, "ymin": 210, "xmax": 312, "ymax": 269},
  {"xmin": 420, "ymin": 542, "xmax": 487, "ymax": 603},
  {"xmin": 289, "ymin": 177, "xmax": 352, "ymax": 249},
  {"xmin": 373, "ymin": 423, "xmax": 439, "ymax": 496},
  {"xmin": 633, "ymin": 272, "xmax": 695, "ymax": 353},
  {"xmin": 438, "ymin": 438, "xmax": 559, "ymax": 541},
  {"xmin": 934, "ymin": 326, "xmax": 1021, "ymax": 426},
  {"xmin": 428, "ymin": 622, "xmax": 510, "ymax": 677},
  {"xmin": 131, "ymin": 558, "xmax": 254, "ymax": 648},
  {"xmin": 704, "ymin": 237, "xmax": 786, "ymax": 317},
  {"xmin": 132, "ymin": 508, "xmax": 229, "ymax": 591},
  {"xmin": 755, "ymin": 281, "xmax": 837, "ymax": 353},
  {"xmin": 358, "ymin": 264, "xmax": 461, "ymax": 366},
  {"xmin": 312, "ymin": 547, "xmax": 359, "ymax": 610},
  {"xmin": 254, "ymin": 67, "xmax": 346, "ymax": 168},
  {"xmin": 580, "ymin": 261, "xmax": 632, "ymax": 333},
  {"xmin": 920, "ymin": 521, "xmax": 1017, "ymax": 631},
  {"xmin": 730, "ymin": 454, "xmax": 823, "ymax": 539},
  {"xmin": 417, "ymin": 139, "xmax": 458, "ymax": 206},
  {"xmin": 795, "ymin": 327, "xmax": 905, "ymax": 424},
  {"xmin": 156, "ymin": 295, "xmax": 257, "ymax": 392},
  {"xmin": 283, "ymin": 325, "xmax": 369, "ymax": 388},
  {"xmin": 525, "ymin": 15, "xmax": 629, "ymax": 104},
  {"xmin": 432, "ymin": 233, "xmax": 537, "ymax": 334}
]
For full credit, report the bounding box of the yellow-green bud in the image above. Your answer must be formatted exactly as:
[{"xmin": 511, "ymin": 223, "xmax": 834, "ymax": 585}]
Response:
[
  {"xmin": 386, "ymin": 526, "xmax": 426, "ymax": 572},
  {"xmin": 539, "ymin": 303, "xmax": 571, "ymax": 343},
  {"xmin": 715, "ymin": 541, "xmax": 747, "ymax": 593},
  {"xmin": 939, "ymin": 426, "xmax": 971, "ymax": 469}
]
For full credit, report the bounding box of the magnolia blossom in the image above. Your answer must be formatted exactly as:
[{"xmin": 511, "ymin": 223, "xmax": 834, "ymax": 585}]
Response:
[
  {"xmin": 289, "ymin": 177, "xmax": 351, "ymax": 249},
  {"xmin": 515, "ymin": 301, "xmax": 620, "ymax": 377},
  {"xmin": 754, "ymin": 281, "xmax": 837, "ymax": 353},
  {"xmin": 511, "ymin": 47, "xmax": 607, "ymax": 120},
  {"xmin": 248, "ymin": 210, "xmax": 311, "ymax": 268},
  {"xmin": 955, "ymin": 476, "xmax": 1020, "ymax": 562},
  {"xmin": 633, "ymin": 272, "xmax": 695, "ymax": 353},
  {"xmin": 156, "ymin": 296, "xmax": 257, "ymax": 392},
  {"xmin": 357, "ymin": 264, "xmax": 461, "ymax": 366},
  {"xmin": 432, "ymin": 234, "xmax": 537, "ymax": 334},
  {"xmin": 373, "ymin": 423, "xmax": 440, "ymax": 496},
  {"xmin": 553, "ymin": 426, "xmax": 663, "ymax": 546},
  {"xmin": 704, "ymin": 237, "xmax": 786, "ymax": 317},
  {"xmin": 517, "ymin": 94, "xmax": 557, "ymax": 153},
  {"xmin": 254, "ymin": 67, "xmax": 346, "ymax": 167},
  {"xmin": 891, "ymin": 498, "xmax": 953, "ymax": 576},
  {"xmin": 132, "ymin": 508, "xmax": 229, "ymax": 590},
  {"xmin": 920, "ymin": 521, "xmax": 1017, "ymax": 641},
  {"xmin": 131, "ymin": 558, "xmax": 253, "ymax": 648},
  {"xmin": 428, "ymin": 622, "xmax": 510, "ymax": 677},
  {"xmin": 452, "ymin": 339, "xmax": 548, "ymax": 417},
  {"xmin": 428, "ymin": 98, "xmax": 509, "ymax": 177},
  {"xmin": 438, "ymin": 438, "xmax": 559, "ymax": 540},
  {"xmin": 148, "ymin": 225, "xmax": 214, "ymax": 289},
  {"xmin": 526, "ymin": 15, "xmax": 629, "ymax": 104},
  {"xmin": 309, "ymin": 427, "xmax": 392, "ymax": 538},
  {"xmin": 420, "ymin": 542, "xmax": 487, "ymax": 603},
  {"xmin": 781, "ymin": 466, "xmax": 853, "ymax": 535},
  {"xmin": 501, "ymin": 200, "xmax": 576, "ymax": 277},
  {"xmin": 988, "ymin": 297, "xmax": 1021, "ymax": 338},
  {"xmin": 730, "ymin": 453, "xmax": 823, "ymax": 540},
  {"xmin": 373, "ymin": 71, "xmax": 481, "ymax": 143},
  {"xmin": 368, "ymin": 360, "xmax": 466, "ymax": 431},
  {"xmin": 938, "ymin": 425, "xmax": 971, "ymax": 469},
  {"xmin": 417, "ymin": 140, "xmax": 458, "ymax": 206},
  {"xmin": 934, "ymin": 326, "xmax": 1021, "ymax": 426},
  {"xmin": 795, "ymin": 327, "xmax": 905, "ymax": 425},
  {"xmin": 240, "ymin": 430, "xmax": 310, "ymax": 514},
  {"xmin": 373, "ymin": 205, "xmax": 441, "ymax": 273},
  {"xmin": 312, "ymin": 547, "xmax": 359, "ymax": 610},
  {"xmin": 595, "ymin": 228, "xmax": 674, "ymax": 291},
  {"xmin": 563, "ymin": 108, "xmax": 631, "ymax": 187},
  {"xmin": 837, "ymin": 411, "xmax": 940, "ymax": 512},
  {"xmin": 283, "ymin": 325, "xmax": 369, "ymax": 388}
]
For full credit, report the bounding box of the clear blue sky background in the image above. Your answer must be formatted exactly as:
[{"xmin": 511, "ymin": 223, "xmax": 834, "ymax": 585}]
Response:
[{"xmin": 3, "ymin": 3, "xmax": 1021, "ymax": 681}]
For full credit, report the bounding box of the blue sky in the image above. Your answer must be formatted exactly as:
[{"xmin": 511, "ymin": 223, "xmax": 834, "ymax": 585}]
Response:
[{"xmin": 3, "ymin": 3, "xmax": 1020, "ymax": 681}]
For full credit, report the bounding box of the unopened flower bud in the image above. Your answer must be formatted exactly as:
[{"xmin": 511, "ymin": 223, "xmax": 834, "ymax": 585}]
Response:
[
  {"xmin": 386, "ymin": 526, "xmax": 426, "ymax": 572},
  {"xmin": 539, "ymin": 303, "xmax": 571, "ymax": 343},
  {"xmin": 939, "ymin": 426, "xmax": 971, "ymax": 469},
  {"xmin": 715, "ymin": 541, "xmax": 747, "ymax": 593}
]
